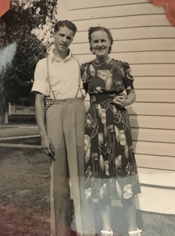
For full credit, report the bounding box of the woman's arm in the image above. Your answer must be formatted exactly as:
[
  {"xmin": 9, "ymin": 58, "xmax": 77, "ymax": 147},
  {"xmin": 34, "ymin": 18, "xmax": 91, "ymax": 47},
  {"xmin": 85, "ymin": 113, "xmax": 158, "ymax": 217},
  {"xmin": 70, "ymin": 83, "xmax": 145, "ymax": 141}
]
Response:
[
  {"xmin": 125, "ymin": 89, "xmax": 136, "ymax": 106},
  {"xmin": 35, "ymin": 93, "xmax": 55, "ymax": 156},
  {"xmin": 113, "ymin": 89, "xmax": 136, "ymax": 107},
  {"xmin": 113, "ymin": 61, "xmax": 136, "ymax": 107}
]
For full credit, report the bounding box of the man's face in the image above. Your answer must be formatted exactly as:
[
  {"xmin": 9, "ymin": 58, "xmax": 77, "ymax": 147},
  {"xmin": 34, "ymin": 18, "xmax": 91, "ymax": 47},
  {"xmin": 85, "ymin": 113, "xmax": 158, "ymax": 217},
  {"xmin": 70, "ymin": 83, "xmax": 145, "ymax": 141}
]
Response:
[{"xmin": 54, "ymin": 26, "xmax": 74, "ymax": 53}]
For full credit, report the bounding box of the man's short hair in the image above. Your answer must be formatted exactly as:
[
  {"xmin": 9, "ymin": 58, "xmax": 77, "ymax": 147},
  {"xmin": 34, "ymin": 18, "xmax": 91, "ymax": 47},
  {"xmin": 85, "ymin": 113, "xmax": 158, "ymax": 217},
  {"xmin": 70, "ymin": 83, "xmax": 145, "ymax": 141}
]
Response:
[{"xmin": 54, "ymin": 20, "xmax": 77, "ymax": 36}]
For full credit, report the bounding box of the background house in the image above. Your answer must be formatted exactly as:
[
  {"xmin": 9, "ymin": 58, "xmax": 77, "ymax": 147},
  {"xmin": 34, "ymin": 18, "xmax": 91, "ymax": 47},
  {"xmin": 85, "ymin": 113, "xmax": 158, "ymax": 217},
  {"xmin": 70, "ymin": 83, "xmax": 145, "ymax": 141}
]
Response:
[{"xmin": 56, "ymin": 0, "xmax": 175, "ymax": 214}]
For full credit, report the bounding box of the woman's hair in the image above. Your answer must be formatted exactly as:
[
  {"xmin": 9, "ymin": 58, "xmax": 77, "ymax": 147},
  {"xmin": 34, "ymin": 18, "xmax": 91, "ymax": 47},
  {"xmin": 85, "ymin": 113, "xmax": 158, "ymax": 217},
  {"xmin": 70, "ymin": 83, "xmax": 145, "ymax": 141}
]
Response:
[
  {"xmin": 88, "ymin": 26, "xmax": 114, "ymax": 54},
  {"xmin": 54, "ymin": 20, "xmax": 77, "ymax": 36}
]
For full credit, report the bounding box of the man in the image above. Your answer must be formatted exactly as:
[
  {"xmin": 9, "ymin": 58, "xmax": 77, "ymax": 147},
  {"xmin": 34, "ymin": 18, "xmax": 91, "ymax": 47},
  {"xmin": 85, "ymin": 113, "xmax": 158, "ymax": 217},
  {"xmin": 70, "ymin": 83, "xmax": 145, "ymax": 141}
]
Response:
[{"xmin": 31, "ymin": 20, "xmax": 86, "ymax": 236}]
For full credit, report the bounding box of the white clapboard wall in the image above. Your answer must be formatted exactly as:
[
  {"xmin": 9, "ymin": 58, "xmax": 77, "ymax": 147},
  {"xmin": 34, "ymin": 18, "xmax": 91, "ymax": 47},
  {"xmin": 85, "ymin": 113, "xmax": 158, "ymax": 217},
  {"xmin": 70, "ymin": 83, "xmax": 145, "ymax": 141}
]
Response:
[{"xmin": 57, "ymin": 0, "xmax": 175, "ymax": 214}]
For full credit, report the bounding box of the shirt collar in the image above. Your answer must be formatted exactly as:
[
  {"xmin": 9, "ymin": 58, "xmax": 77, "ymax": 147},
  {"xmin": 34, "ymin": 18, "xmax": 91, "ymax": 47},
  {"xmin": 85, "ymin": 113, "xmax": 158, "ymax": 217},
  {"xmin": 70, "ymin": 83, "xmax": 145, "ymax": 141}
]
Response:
[{"xmin": 48, "ymin": 45, "xmax": 74, "ymax": 63}]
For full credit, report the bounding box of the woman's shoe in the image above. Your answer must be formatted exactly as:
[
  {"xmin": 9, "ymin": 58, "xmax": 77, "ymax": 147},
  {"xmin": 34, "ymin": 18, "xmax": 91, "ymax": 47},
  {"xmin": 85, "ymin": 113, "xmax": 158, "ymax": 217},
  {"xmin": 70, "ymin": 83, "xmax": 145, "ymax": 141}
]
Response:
[
  {"xmin": 128, "ymin": 228, "xmax": 142, "ymax": 236},
  {"xmin": 101, "ymin": 230, "xmax": 113, "ymax": 236}
]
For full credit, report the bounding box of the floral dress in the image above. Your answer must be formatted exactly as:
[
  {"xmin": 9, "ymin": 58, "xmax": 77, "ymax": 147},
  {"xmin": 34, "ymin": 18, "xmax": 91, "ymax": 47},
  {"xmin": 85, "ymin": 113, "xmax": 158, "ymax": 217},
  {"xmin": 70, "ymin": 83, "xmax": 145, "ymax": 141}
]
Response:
[{"xmin": 81, "ymin": 59, "xmax": 141, "ymax": 202}]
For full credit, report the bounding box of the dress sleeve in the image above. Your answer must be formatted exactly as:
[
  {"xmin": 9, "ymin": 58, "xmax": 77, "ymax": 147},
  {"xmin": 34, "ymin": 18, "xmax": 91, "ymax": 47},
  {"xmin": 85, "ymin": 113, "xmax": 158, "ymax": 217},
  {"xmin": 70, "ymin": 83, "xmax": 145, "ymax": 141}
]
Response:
[
  {"xmin": 122, "ymin": 62, "xmax": 134, "ymax": 91},
  {"xmin": 80, "ymin": 62, "xmax": 89, "ymax": 93}
]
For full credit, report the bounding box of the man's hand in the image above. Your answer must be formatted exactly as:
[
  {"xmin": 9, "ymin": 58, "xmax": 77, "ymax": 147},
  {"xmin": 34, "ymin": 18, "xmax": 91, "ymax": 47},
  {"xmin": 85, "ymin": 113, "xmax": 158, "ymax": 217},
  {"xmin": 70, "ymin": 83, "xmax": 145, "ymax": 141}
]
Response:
[
  {"xmin": 41, "ymin": 135, "xmax": 55, "ymax": 157},
  {"xmin": 35, "ymin": 93, "xmax": 55, "ymax": 158}
]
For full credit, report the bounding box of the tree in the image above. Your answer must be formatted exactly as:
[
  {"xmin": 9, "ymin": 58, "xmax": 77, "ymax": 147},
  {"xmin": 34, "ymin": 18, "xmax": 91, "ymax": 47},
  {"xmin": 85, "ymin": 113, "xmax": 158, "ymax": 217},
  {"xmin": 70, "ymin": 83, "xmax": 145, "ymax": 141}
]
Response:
[
  {"xmin": 0, "ymin": 0, "xmax": 57, "ymax": 112},
  {"xmin": 3, "ymin": 34, "xmax": 46, "ymax": 106},
  {"xmin": 0, "ymin": 0, "xmax": 57, "ymax": 47}
]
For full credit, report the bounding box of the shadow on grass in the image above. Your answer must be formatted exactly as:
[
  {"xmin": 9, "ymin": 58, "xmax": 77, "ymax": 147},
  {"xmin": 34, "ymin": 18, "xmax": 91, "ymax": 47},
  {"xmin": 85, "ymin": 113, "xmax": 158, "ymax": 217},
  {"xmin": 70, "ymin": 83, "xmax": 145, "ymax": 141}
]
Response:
[{"xmin": 0, "ymin": 137, "xmax": 41, "ymax": 145}]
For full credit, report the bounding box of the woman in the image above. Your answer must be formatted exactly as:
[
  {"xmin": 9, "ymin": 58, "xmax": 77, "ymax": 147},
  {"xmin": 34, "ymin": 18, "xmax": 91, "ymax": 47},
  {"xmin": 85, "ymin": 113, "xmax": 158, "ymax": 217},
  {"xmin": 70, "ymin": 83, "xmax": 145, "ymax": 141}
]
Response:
[{"xmin": 81, "ymin": 26, "xmax": 142, "ymax": 236}]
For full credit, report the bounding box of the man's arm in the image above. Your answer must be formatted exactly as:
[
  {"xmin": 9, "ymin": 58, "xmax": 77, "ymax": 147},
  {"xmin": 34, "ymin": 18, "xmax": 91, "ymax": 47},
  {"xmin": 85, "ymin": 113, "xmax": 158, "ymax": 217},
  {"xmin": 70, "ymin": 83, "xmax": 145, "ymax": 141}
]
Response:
[{"xmin": 35, "ymin": 93, "xmax": 55, "ymax": 156}]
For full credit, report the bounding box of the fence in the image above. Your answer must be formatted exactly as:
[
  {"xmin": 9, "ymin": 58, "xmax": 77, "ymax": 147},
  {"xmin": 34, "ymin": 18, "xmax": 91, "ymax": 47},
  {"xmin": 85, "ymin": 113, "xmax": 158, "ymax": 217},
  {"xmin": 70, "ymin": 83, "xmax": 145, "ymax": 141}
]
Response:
[{"xmin": 9, "ymin": 104, "xmax": 35, "ymax": 115}]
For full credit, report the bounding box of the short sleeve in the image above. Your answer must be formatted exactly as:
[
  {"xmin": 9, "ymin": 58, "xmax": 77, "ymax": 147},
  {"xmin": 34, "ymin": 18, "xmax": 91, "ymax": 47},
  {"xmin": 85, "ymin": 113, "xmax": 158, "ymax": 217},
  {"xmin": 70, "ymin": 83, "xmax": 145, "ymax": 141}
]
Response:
[
  {"xmin": 31, "ymin": 59, "xmax": 48, "ymax": 95},
  {"xmin": 122, "ymin": 62, "xmax": 134, "ymax": 91}
]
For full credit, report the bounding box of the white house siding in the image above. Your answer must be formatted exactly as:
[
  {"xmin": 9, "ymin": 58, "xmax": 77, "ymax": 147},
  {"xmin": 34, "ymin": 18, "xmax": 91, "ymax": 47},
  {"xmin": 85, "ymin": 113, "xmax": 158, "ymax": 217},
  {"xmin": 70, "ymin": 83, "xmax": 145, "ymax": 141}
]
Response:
[{"xmin": 57, "ymin": 0, "xmax": 175, "ymax": 214}]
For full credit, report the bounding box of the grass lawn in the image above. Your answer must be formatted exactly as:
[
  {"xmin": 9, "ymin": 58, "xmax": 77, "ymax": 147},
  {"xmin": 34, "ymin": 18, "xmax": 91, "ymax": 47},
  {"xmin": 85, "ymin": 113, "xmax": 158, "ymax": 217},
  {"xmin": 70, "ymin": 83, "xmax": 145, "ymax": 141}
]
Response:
[
  {"xmin": 0, "ymin": 147, "xmax": 50, "ymax": 236},
  {"xmin": 0, "ymin": 145, "xmax": 175, "ymax": 236}
]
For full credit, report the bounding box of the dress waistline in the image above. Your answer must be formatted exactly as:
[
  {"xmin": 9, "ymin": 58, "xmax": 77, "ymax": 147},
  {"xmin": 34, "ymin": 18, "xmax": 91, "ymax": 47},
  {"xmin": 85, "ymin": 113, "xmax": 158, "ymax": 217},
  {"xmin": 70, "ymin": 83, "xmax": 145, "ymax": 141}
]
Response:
[
  {"xmin": 89, "ymin": 94, "xmax": 126, "ymax": 110},
  {"xmin": 90, "ymin": 94, "xmax": 115, "ymax": 104}
]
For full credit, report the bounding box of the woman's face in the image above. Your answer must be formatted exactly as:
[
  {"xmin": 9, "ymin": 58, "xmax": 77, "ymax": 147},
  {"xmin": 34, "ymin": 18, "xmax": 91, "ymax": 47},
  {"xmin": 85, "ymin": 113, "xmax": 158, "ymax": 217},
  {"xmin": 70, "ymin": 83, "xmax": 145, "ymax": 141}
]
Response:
[{"xmin": 90, "ymin": 30, "xmax": 111, "ymax": 59}]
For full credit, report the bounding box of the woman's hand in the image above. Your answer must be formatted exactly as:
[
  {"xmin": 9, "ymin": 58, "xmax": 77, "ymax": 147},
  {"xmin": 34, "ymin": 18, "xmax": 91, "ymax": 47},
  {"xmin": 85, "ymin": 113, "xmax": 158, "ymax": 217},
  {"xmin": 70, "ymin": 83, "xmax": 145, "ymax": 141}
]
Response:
[
  {"xmin": 41, "ymin": 134, "xmax": 55, "ymax": 157},
  {"xmin": 113, "ymin": 93, "xmax": 131, "ymax": 108}
]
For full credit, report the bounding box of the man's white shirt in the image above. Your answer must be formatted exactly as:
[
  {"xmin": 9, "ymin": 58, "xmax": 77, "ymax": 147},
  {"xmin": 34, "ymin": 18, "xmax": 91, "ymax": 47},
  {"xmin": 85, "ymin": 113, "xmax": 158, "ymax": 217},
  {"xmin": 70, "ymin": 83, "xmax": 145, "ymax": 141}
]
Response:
[{"xmin": 32, "ymin": 47, "xmax": 82, "ymax": 99}]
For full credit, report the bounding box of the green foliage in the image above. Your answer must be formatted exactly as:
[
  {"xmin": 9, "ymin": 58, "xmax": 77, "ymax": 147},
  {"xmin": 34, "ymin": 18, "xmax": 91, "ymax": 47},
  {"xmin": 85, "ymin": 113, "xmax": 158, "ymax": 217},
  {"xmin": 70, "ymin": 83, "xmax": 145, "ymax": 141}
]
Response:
[{"xmin": 0, "ymin": 0, "xmax": 57, "ymax": 108}]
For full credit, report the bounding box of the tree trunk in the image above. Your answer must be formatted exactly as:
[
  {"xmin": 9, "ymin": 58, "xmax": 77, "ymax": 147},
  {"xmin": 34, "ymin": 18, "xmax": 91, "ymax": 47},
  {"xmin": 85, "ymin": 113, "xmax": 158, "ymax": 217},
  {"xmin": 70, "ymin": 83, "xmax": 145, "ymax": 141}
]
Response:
[
  {"xmin": 0, "ymin": 113, "xmax": 5, "ymax": 124},
  {"xmin": 0, "ymin": 111, "xmax": 8, "ymax": 124}
]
